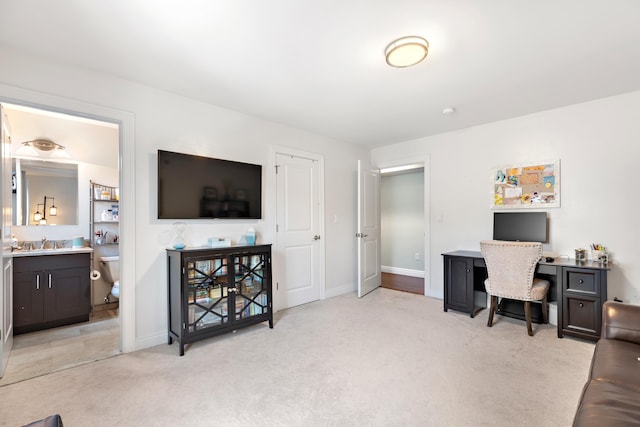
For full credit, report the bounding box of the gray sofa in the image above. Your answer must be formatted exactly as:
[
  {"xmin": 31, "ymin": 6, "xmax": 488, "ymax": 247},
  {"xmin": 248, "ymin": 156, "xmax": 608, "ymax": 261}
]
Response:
[{"xmin": 573, "ymin": 301, "xmax": 640, "ymax": 426}]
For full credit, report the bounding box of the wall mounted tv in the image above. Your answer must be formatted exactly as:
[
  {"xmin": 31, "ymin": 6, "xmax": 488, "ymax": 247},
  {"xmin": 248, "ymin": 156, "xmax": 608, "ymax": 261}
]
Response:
[
  {"xmin": 493, "ymin": 211, "xmax": 548, "ymax": 243},
  {"xmin": 157, "ymin": 150, "xmax": 262, "ymax": 220}
]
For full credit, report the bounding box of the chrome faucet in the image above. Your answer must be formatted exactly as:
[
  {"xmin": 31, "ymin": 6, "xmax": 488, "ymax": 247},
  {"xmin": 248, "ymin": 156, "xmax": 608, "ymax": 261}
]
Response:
[{"xmin": 40, "ymin": 236, "xmax": 47, "ymax": 250}]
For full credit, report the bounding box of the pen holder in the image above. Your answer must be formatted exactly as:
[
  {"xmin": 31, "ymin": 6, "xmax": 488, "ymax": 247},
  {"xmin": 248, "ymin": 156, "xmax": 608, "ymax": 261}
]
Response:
[{"xmin": 592, "ymin": 250, "xmax": 609, "ymax": 264}]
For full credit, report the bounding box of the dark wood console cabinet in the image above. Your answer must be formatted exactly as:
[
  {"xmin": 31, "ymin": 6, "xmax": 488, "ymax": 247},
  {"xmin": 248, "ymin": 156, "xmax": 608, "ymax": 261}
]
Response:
[
  {"xmin": 13, "ymin": 253, "xmax": 91, "ymax": 335},
  {"xmin": 442, "ymin": 251, "xmax": 609, "ymax": 341},
  {"xmin": 166, "ymin": 244, "xmax": 273, "ymax": 356}
]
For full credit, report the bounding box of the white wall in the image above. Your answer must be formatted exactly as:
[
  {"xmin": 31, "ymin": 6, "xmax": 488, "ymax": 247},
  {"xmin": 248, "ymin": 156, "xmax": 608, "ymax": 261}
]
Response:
[
  {"xmin": 381, "ymin": 171, "xmax": 424, "ymax": 273},
  {"xmin": 372, "ymin": 91, "xmax": 640, "ymax": 304},
  {"xmin": 0, "ymin": 45, "xmax": 367, "ymax": 351}
]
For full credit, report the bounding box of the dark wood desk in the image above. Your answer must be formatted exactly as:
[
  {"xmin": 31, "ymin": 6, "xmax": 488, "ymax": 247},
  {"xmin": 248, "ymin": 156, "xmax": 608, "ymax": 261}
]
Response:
[{"xmin": 442, "ymin": 251, "xmax": 610, "ymax": 341}]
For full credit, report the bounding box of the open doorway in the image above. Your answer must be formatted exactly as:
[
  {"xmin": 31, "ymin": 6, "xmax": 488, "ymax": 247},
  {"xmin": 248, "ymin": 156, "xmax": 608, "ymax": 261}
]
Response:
[
  {"xmin": 380, "ymin": 164, "xmax": 425, "ymax": 295},
  {"xmin": 0, "ymin": 103, "xmax": 120, "ymax": 385}
]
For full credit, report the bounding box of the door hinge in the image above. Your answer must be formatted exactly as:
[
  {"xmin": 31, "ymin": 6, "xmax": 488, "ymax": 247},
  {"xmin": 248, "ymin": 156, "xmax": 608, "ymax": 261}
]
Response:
[
  {"xmin": 276, "ymin": 282, "xmax": 279, "ymax": 290},
  {"xmin": 276, "ymin": 224, "xmax": 279, "ymax": 232},
  {"xmin": 275, "ymin": 165, "xmax": 279, "ymax": 174}
]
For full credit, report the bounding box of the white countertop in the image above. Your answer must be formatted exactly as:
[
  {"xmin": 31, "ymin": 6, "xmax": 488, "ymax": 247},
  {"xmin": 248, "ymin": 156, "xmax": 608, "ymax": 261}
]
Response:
[{"xmin": 10, "ymin": 247, "xmax": 94, "ymax": 257}]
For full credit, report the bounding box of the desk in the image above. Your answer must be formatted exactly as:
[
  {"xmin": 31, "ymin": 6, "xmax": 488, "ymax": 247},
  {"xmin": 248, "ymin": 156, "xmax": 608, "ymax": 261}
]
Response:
[{"xmin": 442, "ymin": 251, "xmax": 610, "ymax": 341}]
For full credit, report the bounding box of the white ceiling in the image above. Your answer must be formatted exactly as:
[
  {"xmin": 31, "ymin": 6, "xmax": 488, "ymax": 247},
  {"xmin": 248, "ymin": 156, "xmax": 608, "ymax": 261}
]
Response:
[
  {"xmin": 1, "ymin": 0, "xmax": 639, "ymax": 147},
  {"xmin": 3, "ymin": 105, "xmax": 119, "ymax": 168}
]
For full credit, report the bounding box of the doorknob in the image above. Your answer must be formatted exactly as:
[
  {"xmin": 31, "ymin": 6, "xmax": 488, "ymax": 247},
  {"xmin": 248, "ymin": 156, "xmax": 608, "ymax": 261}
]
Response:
[{"xmin": 313, "ymin": 235, "xmax": 321, "ymax": 241}]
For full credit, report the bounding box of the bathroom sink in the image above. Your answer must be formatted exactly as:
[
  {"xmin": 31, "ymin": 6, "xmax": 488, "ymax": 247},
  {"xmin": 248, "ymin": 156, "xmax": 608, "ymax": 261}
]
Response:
[{"xmin": 12, "ymin": 246, "xmax": 94, "ymax": 257}]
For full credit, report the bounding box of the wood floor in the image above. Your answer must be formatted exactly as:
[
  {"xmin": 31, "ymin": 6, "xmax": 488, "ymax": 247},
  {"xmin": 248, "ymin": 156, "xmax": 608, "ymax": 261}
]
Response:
[{"xmin": 381, "ymin": 272, "xmax": 424, "ymax": 295}]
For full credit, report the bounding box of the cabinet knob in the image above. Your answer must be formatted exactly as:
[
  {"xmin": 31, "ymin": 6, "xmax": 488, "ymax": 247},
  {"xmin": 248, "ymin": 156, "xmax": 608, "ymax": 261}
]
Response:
[
  {"xmin": 579, "ymin": 303, "xmax": 584, "ymax": 308},
  {"xmin": 579, "ymin": 279, "xmax": 584, "ymax": 284},
  {"xmin": 466, "ymin": 269, "xmax": 470, "ymax": 273}
]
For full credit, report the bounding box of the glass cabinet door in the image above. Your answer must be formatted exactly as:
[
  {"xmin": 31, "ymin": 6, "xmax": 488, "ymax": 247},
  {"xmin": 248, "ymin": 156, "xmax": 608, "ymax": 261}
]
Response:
[
  {"xmin": 186, "ymin": 257, "xmax": 230, "ymax": 333},
  {"xmin": 233, "ymin": 253, "xmax": 269, "ymax": 321}
]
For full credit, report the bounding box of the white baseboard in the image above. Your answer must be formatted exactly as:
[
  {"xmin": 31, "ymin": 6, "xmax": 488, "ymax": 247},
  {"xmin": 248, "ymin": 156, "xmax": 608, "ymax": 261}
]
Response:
[
  {"xmin": 381, "ymin": 266, "xmax": 425, "ymax": 278},
  {"xmin": 135, "ymin": 332, "xmax": 167, "ymax": 352},
  {"xmin": 548, "ymin": 301, "xmax": 557, "ymax": 326},
  {"xmin": 325, "ymin": 282, "xmax": 355, "ymax": 299}
]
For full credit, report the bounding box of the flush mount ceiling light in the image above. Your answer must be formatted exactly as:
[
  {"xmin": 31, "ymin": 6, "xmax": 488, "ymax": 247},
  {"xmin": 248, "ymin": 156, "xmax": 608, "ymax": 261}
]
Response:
[
  {"xmin": 385, "ymin": 36, "xmax": 429, "ymax": 68},
  {"xmin": 16, "ymin": 139, "xmax": 70, "ymax": 158}
]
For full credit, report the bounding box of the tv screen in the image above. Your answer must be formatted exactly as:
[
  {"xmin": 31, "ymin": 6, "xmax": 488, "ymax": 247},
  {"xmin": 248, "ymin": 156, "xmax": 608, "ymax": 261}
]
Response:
[
  {"xmin": 158, "ymin": 150, "xmax": 262, "ymax": 219},
  {"xmin": 493, "ymin": 212, "xmax": 547, "ymax": 243}
]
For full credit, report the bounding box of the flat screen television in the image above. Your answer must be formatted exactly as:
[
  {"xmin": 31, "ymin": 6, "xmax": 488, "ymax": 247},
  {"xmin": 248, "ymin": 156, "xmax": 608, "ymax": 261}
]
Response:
[
  {"xmin": 493, "ymin": 212, "xmax": 547, "ymax": 243},
  {"xmin": 157, "ymin": 150, "xmax": 262, "ymax": 219}
]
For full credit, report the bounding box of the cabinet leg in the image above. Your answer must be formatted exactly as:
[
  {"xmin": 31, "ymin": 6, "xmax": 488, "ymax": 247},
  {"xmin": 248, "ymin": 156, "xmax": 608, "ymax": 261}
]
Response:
[
  {"xmin": 269, "ymin": 317, "xmax": 273, "ymax": 329},
  {"xmin": 179, "ymin": 343, "xmax": 184, "ymax": 356},
  {"xmin": 168, "ymin": 336, "xmax": 173, "ymax": 345}
]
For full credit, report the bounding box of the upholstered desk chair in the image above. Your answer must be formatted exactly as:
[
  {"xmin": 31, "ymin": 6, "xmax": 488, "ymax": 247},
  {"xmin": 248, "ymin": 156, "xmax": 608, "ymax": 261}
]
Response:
[{"xmin": 480, "ymin": 240, "xmax": 550, "ymax": 336}]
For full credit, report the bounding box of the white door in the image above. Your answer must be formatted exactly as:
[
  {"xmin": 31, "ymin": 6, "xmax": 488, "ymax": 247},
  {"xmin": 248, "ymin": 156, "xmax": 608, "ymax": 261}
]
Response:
[
  {"xmin": 275, "ymin": 152, "xmax": 322, "ymax": 309},
  {"xmin": 0, "ymin": 104, "xmax": 13, "ymax": 377},
  {"xmin": 357, "ymin": 160, "xmax": 381, "ymax": 297},
  {"xmin": 1, "ymin": 259, "xmax": 12, "ymax": 378}
]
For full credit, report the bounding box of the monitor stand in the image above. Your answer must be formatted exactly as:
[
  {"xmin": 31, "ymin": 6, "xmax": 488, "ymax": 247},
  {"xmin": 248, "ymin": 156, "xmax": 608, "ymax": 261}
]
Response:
[{"xmin": 497, "ymin": 298, "xmax": 545, "ymax": 324}]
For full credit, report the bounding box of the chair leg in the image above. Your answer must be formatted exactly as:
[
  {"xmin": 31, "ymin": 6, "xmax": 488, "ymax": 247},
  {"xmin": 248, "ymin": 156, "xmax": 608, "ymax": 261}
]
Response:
[
  {"xmin": 542, "ymin": 296, "xmax": 548, "ymax": 324},
  {"xmin": 525, "ymin": 301, "xmax": 533, "ymax": 336},
  {"xmin": 487, "ymin": 295, "xmax": 497, "ymax": 327}
]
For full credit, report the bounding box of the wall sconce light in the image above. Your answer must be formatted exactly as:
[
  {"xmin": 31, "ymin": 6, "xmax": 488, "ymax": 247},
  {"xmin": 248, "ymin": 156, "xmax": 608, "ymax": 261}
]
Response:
[
  {"xmin": 16, "ymin": 139, "xmax": 70, "ymax": 158},
  {"xmin": 33, "ymin": 203, "xmax": 44, "ymax": 223},
  {"xmin": 32, "ymin": 196, "xmax": 58, "ymax": 225},
  {"xmin": 48, "ymin": 197, "xmax": 57, "ymax": 216}
]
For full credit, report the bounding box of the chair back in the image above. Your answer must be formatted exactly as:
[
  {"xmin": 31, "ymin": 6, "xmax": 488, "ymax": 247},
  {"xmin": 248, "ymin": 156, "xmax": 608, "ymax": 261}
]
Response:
[{"xmin": 480, "ymin": 240, "xmax": 543, "ymax": 300}]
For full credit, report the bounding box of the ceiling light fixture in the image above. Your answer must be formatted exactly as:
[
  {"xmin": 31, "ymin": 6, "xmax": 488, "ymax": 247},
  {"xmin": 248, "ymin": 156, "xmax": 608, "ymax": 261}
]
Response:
[
  {"xmin": 385, "ymin": 36, "xmax": 429, "ymax": 68},
  {"xmin": 16, "ymin": 139, "xmax": 70, "ymax": 158}
]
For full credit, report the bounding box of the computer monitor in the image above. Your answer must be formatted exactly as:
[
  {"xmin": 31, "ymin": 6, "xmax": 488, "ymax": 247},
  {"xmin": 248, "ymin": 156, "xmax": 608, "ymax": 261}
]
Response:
[{"xmin": 493, "ymin": 212, "xmax": 547, "ymax": 243}]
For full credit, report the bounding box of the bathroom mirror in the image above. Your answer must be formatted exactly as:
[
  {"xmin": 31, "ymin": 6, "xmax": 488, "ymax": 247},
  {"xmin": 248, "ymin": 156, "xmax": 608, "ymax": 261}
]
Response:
[{"xmin": 12, "ymin": 158, "xmax": 79, "ymax": 226}]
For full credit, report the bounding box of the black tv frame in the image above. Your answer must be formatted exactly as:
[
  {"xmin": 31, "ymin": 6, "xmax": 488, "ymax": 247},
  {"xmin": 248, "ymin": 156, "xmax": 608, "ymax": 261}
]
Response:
[{"xmin": 492, "ymin": 211, "xmax": 548, "ymax": 243}]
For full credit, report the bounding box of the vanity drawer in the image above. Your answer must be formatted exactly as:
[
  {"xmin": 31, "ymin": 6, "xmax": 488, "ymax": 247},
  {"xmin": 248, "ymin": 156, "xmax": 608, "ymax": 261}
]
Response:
[{"xmin": 564, "ymin": 268, "xmax": 600, "ymax": 296}]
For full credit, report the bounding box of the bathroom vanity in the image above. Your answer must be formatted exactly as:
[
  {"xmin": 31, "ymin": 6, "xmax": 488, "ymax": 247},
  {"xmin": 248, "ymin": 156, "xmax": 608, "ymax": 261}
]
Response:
[{"xmin": 13, "ymin": 250, "xmax": 92, "ymax": 334}]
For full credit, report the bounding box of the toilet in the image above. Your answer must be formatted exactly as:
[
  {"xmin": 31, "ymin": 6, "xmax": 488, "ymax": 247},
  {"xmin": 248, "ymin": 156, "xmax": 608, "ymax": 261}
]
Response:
[{"xmin": 99, "ymin": 256, "xmax": 120, "ymax": 299}]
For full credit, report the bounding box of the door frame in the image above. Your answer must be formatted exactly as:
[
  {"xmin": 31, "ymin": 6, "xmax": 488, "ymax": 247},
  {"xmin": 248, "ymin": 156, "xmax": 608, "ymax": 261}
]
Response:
[
  {"xmin": 375, "ymin": 156, "xmax": 432, "ymax": 297},
  {"xmin": 0, "ymin": 83, "xmax": 136, "ymax": 352},
  {"xmin": 269, "ymin": 145, "xmax": 325, "ymax": 312}
]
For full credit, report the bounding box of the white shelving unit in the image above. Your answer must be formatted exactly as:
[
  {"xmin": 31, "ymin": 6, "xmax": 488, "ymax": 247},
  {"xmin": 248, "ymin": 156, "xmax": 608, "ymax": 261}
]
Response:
[{"xmin": 89, "ymin": 180, "xmax": 120, "ymax": 309}]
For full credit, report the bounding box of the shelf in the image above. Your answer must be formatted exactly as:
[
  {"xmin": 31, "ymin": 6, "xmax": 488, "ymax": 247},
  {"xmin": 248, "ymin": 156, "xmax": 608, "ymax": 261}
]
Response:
[
  {"xmin": 94, "ymin": 220, "xmax": 119, "ymax": 224},
  {"xmin": 94, "ymin": 199, "xmax": 119, "ymax": 203}
]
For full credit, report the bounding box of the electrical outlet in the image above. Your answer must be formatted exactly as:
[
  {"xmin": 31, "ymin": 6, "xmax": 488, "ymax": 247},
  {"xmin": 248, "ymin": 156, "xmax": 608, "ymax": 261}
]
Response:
[{"xmin": 415, "ymin": 252, "xmax": 420, "ymax": 261}]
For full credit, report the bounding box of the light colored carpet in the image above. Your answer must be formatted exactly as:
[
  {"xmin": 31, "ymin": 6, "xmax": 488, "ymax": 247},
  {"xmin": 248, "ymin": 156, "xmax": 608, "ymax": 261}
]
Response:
[{"xmin": 0, "ymin": 289, "xmax": 594, "ymax": 426}]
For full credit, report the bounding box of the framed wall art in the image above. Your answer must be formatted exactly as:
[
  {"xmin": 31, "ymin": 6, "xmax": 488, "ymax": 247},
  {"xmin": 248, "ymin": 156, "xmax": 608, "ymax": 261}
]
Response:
[{"xmin": 491, "ymin": 160, "xmax": 560, "ymax": 209}]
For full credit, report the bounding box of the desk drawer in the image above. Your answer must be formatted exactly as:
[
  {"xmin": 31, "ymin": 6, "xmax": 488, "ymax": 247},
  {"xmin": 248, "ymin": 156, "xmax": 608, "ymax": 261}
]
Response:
[
  {"xmin": 563, "ymin": 295, "xmax": 601, "ymax": 338},
  {"xmin": 536, "ymin": 264, "xmax": 556, "ymax": 275},
  {"xmin": 564, "ymin": 268, "xmax": 600, "ymax": 296}
]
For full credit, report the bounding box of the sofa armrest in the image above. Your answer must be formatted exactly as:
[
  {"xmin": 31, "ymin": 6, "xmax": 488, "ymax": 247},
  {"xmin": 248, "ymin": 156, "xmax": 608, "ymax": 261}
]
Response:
[{"xmin": 602, "ymin": 301, "xmax": 640, "ymax": 344}]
